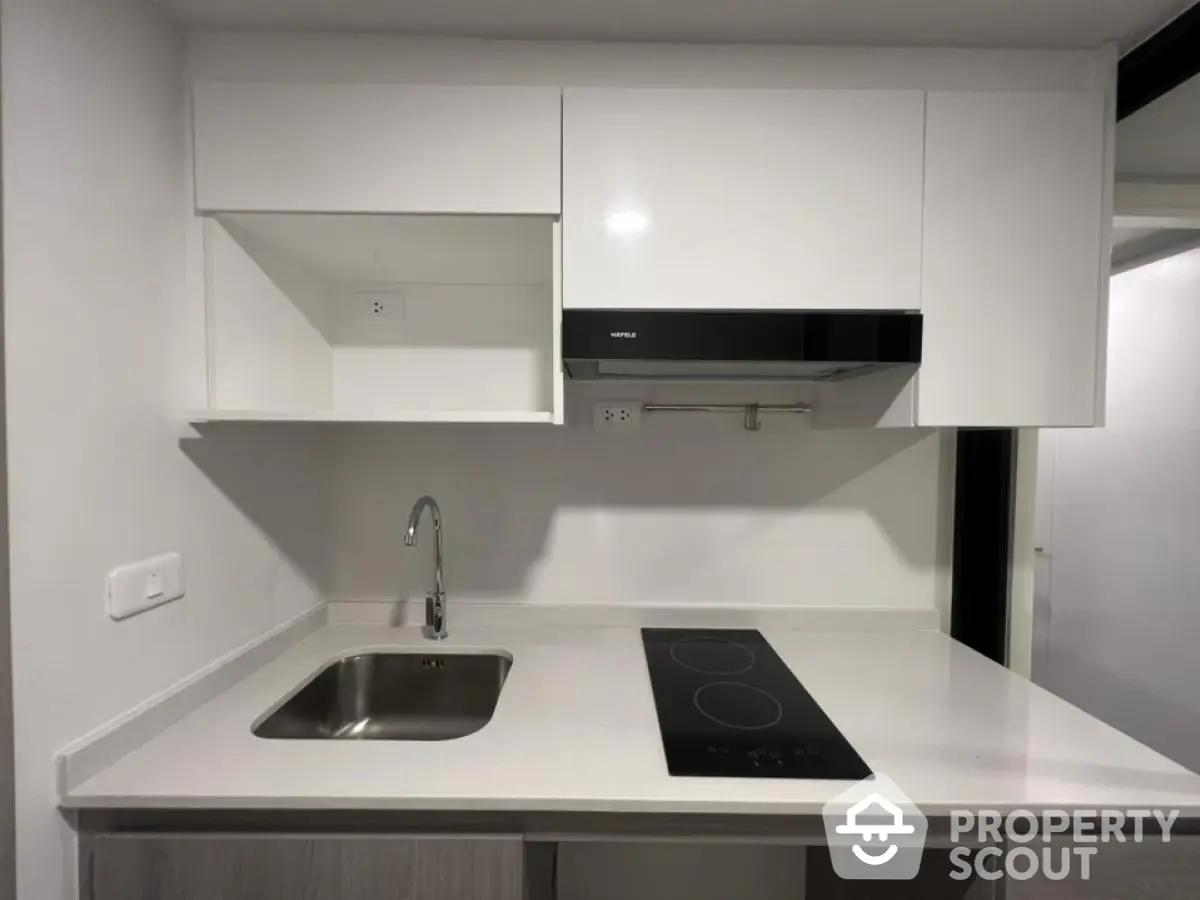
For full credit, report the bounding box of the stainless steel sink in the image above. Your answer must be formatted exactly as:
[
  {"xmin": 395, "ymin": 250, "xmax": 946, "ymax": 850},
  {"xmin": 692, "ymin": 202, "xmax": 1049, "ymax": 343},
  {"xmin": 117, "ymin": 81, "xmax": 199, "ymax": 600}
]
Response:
[{"xmin": 253, "ymin": 652, "xmax": 512, "ymax": 741}]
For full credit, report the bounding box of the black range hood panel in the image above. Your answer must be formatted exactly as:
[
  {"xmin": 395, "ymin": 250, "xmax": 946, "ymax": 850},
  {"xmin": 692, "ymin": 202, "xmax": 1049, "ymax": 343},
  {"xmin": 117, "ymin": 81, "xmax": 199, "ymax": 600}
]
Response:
[{"xmin": 562, "ymin": 309, "xmax": 922, "ymax": 382}]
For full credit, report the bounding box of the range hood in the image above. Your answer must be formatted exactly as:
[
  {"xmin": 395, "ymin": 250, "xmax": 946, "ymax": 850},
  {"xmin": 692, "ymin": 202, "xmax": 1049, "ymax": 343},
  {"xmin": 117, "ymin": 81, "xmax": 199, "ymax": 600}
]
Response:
[{"xmin": 562, "ymin": 310, "xmax": 922, "ymax": 382}]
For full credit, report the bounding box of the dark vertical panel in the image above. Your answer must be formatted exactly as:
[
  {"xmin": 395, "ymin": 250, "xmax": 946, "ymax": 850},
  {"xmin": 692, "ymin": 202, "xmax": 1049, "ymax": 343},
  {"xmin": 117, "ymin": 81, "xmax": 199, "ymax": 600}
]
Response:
[{"xmin": 950, "ymin": 430, "xmax": 1016, "ymax": 664}]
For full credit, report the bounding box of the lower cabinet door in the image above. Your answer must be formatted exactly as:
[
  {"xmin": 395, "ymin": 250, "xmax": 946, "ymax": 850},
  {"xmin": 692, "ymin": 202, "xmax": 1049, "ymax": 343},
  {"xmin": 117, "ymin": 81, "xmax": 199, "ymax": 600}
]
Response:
[
  {"xmin": 87, "ymin": 834, "xmax": 525, "ymax": 900},
  {"xmin": 807, "ymin": 846, "xmax": 984, "ymax": 899}
]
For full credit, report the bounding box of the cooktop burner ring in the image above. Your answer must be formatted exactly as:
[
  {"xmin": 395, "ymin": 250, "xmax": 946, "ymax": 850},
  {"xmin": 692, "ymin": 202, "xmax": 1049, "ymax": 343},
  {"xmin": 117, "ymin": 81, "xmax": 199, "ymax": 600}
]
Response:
[
  {"xmin": 693, "ymin": 681, "xmax": 784, "ymax": 731},
  {"xmin": 669, "ymin": 636, "xmax": 757, "ymax": 676}
]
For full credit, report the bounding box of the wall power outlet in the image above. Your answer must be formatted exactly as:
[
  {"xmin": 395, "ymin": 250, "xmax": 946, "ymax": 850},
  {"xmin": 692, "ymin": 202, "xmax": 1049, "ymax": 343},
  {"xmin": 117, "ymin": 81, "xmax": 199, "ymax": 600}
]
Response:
[{"xmin": 593, "ymin": 402, "xmax": 642, "ymax": 433}]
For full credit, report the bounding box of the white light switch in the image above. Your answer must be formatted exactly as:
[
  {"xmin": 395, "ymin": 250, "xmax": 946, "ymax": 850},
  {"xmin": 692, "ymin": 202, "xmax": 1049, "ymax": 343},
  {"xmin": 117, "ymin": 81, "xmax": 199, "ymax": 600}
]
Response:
[
  {"xmin": 145, "ymin": 571, "xmax": 164, "ymax": 600},
  {"xmin": 107, "ymin": 552, "xmax": 184, "ymax": 621}
]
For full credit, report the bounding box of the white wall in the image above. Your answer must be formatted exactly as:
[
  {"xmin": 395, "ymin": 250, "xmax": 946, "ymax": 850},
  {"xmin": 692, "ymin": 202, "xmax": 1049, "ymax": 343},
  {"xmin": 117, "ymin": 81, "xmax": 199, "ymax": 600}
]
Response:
[
  {"xmin": 333, "ymin": 395, "xmax": 953, "ymax": 613},
  {"xmin": 0, "ymin": 12, "xmax": 14, "ymax": 890},
  {"xmin": 1034, "ymin": 247, "xmax": 1200, "ymax": 773},
  {"xmin": 1, "ymin": 4, "xmax": 332, "ymax": 900}
]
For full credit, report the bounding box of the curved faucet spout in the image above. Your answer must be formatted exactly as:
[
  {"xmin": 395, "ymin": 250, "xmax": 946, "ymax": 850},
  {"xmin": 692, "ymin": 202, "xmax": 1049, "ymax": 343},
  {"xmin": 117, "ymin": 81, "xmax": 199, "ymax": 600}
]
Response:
[{"xmin": 405, "ymin": 495, "xmax": 446, "ymax": 639}]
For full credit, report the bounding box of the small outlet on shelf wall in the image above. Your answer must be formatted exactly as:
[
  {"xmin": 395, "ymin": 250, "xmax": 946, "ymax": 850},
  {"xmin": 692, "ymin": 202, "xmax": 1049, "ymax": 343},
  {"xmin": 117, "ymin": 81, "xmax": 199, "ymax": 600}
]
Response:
[{"xmin": 593, "ymin": 402, "xmax": 642, "ymax": 433}]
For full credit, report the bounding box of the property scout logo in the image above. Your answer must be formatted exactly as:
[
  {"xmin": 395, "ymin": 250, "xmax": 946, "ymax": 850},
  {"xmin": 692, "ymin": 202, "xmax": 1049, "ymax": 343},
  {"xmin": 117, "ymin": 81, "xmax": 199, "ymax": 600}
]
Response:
[
  {"xmin": 822, "ymin": 774, "xmax": 1180, "ymax": 882},
  {"xmin": 822, "ymin": 774, "xmax": 928, "ymax": 880}
]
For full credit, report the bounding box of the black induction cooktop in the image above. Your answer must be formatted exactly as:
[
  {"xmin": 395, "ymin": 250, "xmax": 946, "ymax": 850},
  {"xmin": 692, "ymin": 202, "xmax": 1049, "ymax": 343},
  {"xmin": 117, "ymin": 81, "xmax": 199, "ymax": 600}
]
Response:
[{"xmin": 642, "ymin": 628, "xmax": 872, "ymax": 780}]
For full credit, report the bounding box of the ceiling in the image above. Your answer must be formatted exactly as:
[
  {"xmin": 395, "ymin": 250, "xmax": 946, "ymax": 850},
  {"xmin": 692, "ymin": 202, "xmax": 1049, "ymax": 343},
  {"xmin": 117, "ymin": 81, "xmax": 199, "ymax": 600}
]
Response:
[{"xmin": 158, "ymin": 0, "xmax": 1191, "ymax": 49}]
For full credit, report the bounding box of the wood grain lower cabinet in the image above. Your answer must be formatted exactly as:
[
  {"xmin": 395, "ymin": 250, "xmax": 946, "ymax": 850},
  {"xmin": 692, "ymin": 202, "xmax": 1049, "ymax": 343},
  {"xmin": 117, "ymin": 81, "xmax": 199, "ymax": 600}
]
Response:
[{"xmin": 85, "ymin": 835, "xmax": 525, "ymax": 900}]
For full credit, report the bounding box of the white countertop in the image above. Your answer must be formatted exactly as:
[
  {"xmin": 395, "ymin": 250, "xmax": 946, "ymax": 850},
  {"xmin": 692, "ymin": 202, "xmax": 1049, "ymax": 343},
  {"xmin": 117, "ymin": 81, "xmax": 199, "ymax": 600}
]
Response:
[{"xmin": 63, "ymin": 622, "xmax": 1200, "ymax": 816}]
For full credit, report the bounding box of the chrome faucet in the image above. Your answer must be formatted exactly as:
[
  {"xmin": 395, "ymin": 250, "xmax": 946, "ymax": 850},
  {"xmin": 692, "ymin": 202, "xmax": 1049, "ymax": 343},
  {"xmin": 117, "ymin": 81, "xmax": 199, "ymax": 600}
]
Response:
[{"xmin": 404, "ymin": 495, "xmax": 447, "ymax": 640}]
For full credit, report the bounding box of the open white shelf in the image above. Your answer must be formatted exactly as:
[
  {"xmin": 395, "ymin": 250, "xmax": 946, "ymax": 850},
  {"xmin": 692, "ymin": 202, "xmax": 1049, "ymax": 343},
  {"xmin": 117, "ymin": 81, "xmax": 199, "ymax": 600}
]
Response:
[{"xmin": 194, "ymin": 213, "xmax": 564, "ymax": 424}]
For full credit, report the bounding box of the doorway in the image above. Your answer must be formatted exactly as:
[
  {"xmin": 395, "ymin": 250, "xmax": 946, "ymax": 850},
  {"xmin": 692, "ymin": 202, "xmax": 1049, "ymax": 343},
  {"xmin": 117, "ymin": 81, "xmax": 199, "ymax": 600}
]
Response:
[{"xmin": 1032, "ymin": 247, "xmax": 1200, "ymax": 774}]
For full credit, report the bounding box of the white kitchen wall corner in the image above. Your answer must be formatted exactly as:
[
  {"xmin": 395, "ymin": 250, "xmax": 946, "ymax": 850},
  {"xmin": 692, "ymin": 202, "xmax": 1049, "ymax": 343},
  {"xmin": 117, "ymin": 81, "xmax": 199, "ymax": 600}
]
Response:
[{"xmin": 188, "ymin": 82, "xmax": 564, "ymax": 424}]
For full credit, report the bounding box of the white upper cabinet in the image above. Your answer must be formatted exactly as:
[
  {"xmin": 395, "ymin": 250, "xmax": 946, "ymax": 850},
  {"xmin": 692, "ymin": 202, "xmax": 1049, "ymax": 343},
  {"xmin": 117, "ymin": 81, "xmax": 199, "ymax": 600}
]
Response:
[
  {"xmin": 917, "ymin": 91, "xmax": 1108, "ymax": 427},
  {"xmin": 192, "ymin": 83, "xmax": 562, "ymax": 215},
  {"xmin": 562, "ymin": 88, "xmax": 926, "ymax": 311}
]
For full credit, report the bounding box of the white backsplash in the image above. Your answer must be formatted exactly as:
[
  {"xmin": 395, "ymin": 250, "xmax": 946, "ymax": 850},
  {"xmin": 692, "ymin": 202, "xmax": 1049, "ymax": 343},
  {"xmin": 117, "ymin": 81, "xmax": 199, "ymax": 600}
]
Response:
[{"xmin": 332, "ymin": 407, "xmax": 954, "ymax": 617}]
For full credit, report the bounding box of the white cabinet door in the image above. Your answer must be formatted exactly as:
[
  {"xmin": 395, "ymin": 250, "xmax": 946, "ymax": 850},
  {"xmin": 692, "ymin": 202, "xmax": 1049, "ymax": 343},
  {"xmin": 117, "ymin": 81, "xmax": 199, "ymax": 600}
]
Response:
[
  {"xmin": 562, "ymin": 89, "xmax": 925, "ymax": 311},
  {"xmin": 193, "ymin": 83, "xmax": 562, "ymax": 215},
  {"xmin": 917, "ymin": 91, "xmax": 1108, "ymax": 427}
]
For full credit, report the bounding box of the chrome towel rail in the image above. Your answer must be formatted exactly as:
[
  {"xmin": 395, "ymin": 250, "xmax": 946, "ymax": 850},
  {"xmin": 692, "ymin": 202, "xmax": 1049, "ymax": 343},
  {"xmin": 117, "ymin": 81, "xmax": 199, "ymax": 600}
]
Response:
[{"xmin": 642, "ymin": 402, "xmax": 812, "ymax": 432}]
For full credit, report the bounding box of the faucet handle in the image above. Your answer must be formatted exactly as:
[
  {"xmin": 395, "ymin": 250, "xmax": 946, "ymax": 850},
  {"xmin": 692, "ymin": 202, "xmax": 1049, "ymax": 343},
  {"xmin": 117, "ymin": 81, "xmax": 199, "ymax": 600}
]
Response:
[{"xmin": 425, "ymin": 591, "xmax": 447, "ymax": 640}]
